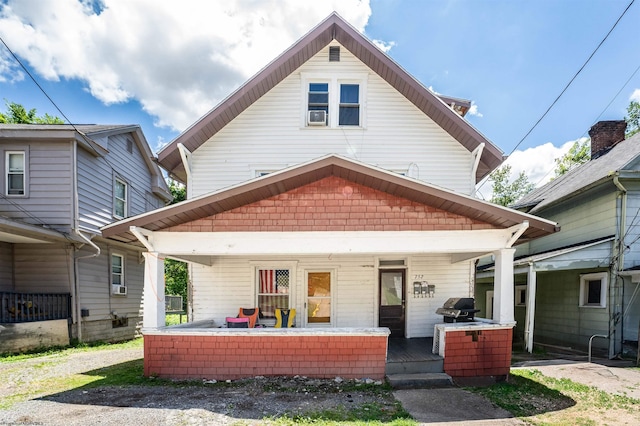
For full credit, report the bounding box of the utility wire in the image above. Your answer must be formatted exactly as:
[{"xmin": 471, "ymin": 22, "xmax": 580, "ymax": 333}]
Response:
[
  {"xmin": 477, "ymin": 0, "xmax": 635, "ymax": 193},
  {"xmin": 0, "ymin": 35, "xmax": 161, "ymax": 204},
  {"xmin": 507, "ymin": 0, "xmax": 634, "ymax": 157}
]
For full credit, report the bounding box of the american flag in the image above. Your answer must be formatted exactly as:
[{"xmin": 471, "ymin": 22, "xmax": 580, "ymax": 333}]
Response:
[{"xmin": 259, "ymin": 269, "xmax": 289, "ymax": 294}]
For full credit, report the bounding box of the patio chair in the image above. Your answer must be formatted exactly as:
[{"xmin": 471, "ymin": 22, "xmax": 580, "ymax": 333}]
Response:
[
  {"xmin": 238, "ymin": 307, "xmax": 259, "ymax": 328},
  {"xmin": 226, "ymin": 317, "xmax": 249, "ymax": 328},
  {"xmin": 274, "ymin": 308, "xmax": 296, "ymax": 328}
]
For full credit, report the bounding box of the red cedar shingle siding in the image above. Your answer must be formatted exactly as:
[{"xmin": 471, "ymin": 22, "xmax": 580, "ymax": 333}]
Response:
[{"xmin": 166, "ymin": 176, "xmax": 496, "ymax": 233}]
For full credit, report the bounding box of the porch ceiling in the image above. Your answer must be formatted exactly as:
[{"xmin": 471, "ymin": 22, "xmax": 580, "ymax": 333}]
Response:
[{"xmin": 102, "ymin": 155, "xmax": 558, "ymax": 246}]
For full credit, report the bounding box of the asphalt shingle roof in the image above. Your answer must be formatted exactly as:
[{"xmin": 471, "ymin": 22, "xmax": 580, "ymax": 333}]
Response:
[{"xmin": 513, "ymin": 131, "xmax": 640, "ymax": 213}]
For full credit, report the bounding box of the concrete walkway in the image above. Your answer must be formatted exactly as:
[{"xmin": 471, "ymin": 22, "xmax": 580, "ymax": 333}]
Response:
[
  {"xmin": 395, "ymin": 359, "xmax": 639, "ymax": 425},
  {"xmin": 512, "ymin": 359, "xmax": 640, "ymax": 399}
]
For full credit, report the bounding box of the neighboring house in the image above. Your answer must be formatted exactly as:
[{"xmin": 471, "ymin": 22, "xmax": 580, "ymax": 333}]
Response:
[
  {"xmin": 102, "ymin": 13, "xmax": 557, "ymax": 381},
  {"xmin": 477, "ymin": 120, "xmax": 640, "ymax": 359},
  {"xmin": 0, "ymin": 124, "xmax": 171, "ymax": 352}
]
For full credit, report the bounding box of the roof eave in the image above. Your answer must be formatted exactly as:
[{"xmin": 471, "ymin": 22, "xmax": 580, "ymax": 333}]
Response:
[{"xmin": 157, "ymin": 13, "xmax": 504, "ymax": 182}]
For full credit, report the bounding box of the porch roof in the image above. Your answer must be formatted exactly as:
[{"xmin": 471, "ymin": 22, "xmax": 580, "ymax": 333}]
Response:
[
  {"xmin": 102, "ymin": 154, "xmax": 558, "ymax": 245},
  {"xmin": 156, "ymin": 12, "xmax": 504, "ymax": 183},
  {"xmin": 0, "ymin": 215, "xmax": 85, "ymax": 244}
]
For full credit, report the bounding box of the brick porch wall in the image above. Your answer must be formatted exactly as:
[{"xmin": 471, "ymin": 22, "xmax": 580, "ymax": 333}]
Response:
[
  {"xmin": 443, "ymin": 327, "xmax": 512, "ymax": 379},
  {"xmin": 144, "ymin": 332, "xmax": 388, "ymax": 380}
]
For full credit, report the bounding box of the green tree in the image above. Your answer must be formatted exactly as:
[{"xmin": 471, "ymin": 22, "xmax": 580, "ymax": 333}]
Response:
[
  {"xmin": 626, "ymin": 100, "xmax": 640, "ymax": 138},
  {"xmin": 552, "ymin": 139, "xmax": 590, "ymax": 178},
  {"xmin": 164, "ymin": 180, "xmax": 188, "ymax": 310},
  {"xmin": 0, "ymin": 101, "xmax": 64, "ymax": 124},
  {"xmin": 488, "ymin": 164, "xmax": 535, "ymax": 207}
]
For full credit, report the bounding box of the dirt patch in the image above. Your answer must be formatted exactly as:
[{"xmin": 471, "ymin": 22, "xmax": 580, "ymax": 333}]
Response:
[{"xmin": 0, "ymin": 347, "xmax": 402, "ymax": 425}]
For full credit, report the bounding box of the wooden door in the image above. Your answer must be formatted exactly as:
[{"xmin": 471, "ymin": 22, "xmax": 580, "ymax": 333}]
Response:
[{"xmin": 379, "ymin": 269, "xmax": 405, "ymax": 337}]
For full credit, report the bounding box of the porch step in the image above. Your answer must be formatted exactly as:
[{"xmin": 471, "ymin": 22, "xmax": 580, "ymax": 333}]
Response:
[
  {"xmin": 385, "ymin": 357, "xmax": 444, "ymax": 375},
  {"xmin": 386, "ymin": 372, "xmax": 453, "ymax": 389}
]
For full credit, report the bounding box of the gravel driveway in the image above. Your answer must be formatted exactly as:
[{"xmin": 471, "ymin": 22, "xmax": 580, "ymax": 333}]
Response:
[{"xmin": 0, "ymin": 346, "xmax": 400, "ymax": 425}]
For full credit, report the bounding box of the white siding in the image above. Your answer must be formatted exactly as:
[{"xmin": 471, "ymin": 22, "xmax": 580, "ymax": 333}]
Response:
[
  {"xmin": 192, "ymin": 253, "xmax": 475, "ymax": 337},
  {"xmin": 407, "ymin": 255, "xmax": 473, "ymax": 338},
  {"xmin": 190, "ymin": 43, "xmax": 474, "ymax": 197},
  {"xmin": 77, "ymin": 133, "xmax": 165, "ymax": 234},
  {"xmin": 0, "ymin": 142, "xmax": 73, "ymax": 230}
]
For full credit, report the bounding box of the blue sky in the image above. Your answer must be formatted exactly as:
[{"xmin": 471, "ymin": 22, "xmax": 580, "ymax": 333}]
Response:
[{"xmin": 1, "ymin": 0, "xmax": 638, "ymax": 189}]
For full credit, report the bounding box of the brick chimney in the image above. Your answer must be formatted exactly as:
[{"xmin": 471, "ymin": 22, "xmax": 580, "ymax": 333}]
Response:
[{"xmin": 589, "ymin": 120, "xmax": 627, "ymax": 159}]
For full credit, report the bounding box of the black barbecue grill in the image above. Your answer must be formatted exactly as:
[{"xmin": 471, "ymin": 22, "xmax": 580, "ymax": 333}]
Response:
[{"xmin": 436, "ymin": 297, "xmax": 480, "ymax": 323}]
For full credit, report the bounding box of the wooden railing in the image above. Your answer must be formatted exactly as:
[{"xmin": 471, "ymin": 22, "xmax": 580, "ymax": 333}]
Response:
[{"xmin": 1, "ymin": 292, "xmax": 71, "ymax": 323}]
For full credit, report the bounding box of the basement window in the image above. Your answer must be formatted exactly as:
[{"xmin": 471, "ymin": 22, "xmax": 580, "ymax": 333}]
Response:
[{"xmin": 579, "ymin": 272, "xmax": 607, "ymax": 308}]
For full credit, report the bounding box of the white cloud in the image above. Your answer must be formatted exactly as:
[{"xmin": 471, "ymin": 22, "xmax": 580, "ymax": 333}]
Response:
[
  {"xmin": 0, "ymin": 0, "xmax": 372, "ymax": 131},
  {"xmin": 630, "ymin": 88, "xmax": 640, "ymax": 103},
  {"xmin": 476, "ymin": 139, "xmax": 581, "ymax": 200},
  {"xmin": 467, "ymin": 102, "xmax": 482, "ymax": 117},
  {"xmin": 372, "ymin": 39, "xmax": 395, "ymax": 52}
]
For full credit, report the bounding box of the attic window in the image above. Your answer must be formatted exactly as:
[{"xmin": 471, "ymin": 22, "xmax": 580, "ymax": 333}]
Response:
[
  {"xmin": 126, "ymin": 139, "xmax": 133, "ymax": 154},
  {"xmin": 329, "ymin": 46, "xmax": 340, "ymax": 62}
]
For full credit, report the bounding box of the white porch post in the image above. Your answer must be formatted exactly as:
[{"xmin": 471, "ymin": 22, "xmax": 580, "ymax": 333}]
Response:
[
  {"xmin": 524, "ymin": 262, "xmax": 537, "ymax": 352},
  {"xmin": 493, "ymin": 248, "xmax": 515, "ymax": 324},
  {"xmin": 142, "ymin": 252, "xmax": 165, "ymax": 329}
]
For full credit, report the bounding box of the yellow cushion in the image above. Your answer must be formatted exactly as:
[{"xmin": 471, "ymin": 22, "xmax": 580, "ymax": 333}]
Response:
[{"xmin": 274, "ymin": 308, "xmax": 296, "ymax": 328}]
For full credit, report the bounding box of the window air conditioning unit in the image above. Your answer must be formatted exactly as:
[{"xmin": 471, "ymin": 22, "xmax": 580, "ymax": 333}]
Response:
[
  {"xmin": 112, "ymin": 284, "xmax": 127, "ymax": 295},
  {"xmin": 308, "ymin": 110, "xmax": 327, "ymax": 125}
]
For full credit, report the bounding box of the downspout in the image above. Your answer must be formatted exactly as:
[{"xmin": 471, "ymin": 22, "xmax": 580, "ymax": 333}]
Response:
[
  {"xmin": 72, "ymin": 141, "xmax": 101, "ymax": 343},
  {"xmin": 471, "ymin": 143, "xmax": 485, "ymax": 196},
  {"xmin": 612, "ymin": 175, "xmax": 627, "ymax": 357}
]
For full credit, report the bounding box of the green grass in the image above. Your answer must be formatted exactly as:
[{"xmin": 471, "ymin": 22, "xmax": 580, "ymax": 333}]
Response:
[
  {"xmin": 165, "ymin": 313, "xmax": 188, "ymax": 326},
  {"xmin": 264, "ymin": 402, "xmax": 414, "ymax": 425},
  {"xmin": 0, "ymin": 337, "xmax": 143, "ymax": 362},
  {"xmin": 468, "ymin": 368, "xmax": 640, "ymax": 424}
]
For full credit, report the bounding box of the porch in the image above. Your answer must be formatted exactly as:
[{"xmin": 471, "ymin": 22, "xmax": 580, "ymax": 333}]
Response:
[{"xmin": 0, "ymin": 291, "xmax": 73, "ymax": 353}]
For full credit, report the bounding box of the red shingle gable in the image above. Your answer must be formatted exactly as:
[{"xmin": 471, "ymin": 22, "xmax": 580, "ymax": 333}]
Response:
[{"xmin": 167, "ymin": 176, "xmax": 496, "ymax": 233}]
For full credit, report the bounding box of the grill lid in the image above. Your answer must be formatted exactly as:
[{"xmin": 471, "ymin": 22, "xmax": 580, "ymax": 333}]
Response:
[{"xmin": 441, "ymin": 297, "xmax": 475, "ymax": 310}]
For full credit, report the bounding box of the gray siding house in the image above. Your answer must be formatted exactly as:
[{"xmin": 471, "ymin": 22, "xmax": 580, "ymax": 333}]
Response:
[
  {"xmin": 477, "ymin": 121, "xmax": 640, "ymax": 359},
  {"xmin": 0, "ymin": 124, "xmax": 171, "ymax": 352}
]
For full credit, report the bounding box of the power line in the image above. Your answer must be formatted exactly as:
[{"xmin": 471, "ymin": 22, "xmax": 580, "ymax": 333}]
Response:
[
  {"xmin": 507, "ymin": 0, "xmax": 634, "ymax": 157},
  {"xmin": 0, "ymin": 35, "xmax": 162, "ymax": 204},
  {"xmin": 478, "ymin": 0, "xmax": 636, "ymax": 194}
]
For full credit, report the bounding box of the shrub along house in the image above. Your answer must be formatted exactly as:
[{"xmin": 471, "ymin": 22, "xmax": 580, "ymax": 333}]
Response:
[
  {"xmin": 0, "ymin": 124, "xmax": 171, "ymax": 352},
  {"xmin": 102, "ymin": 13, "xmax": 557, "ymax": 381}
]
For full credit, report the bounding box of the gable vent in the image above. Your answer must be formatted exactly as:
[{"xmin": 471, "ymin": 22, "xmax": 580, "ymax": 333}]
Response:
[{"xmin": 329, "ymin": 46, "xmax": 340, "ymax": 62}]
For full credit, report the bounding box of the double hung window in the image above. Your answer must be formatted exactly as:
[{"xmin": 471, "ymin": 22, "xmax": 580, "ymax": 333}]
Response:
[
  {"xmin": 303, "ymin": 73, "xmax": 366, "ymax": 128},
  {"xmin": 308, "ymin": 83, "xmax": 329, "ymax": 124},
  {"xmin": 6, "ymin": 151, "xmax": 25, "ymax": 196},
  {"xmin": 114, "ymin": 178, "xmax": 128, "ymax": 219},
  {"xmin": 111, "ymin": 254, "xmax": 124, "ymax": 287},
  {"xmin": 339, "ymin": 84, "xmax": 360, "ymax": 126},
  {"xmin": 257, "ymin": 269, "xmax": 290, "ymax": 320}
]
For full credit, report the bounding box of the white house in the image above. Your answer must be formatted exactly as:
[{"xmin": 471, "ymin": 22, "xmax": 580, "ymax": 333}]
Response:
[{"xmin": 102, "ymin": 13, "xmax": 557, "ymax": 381}]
